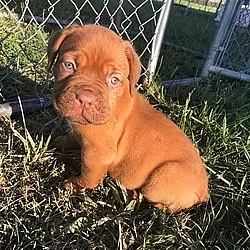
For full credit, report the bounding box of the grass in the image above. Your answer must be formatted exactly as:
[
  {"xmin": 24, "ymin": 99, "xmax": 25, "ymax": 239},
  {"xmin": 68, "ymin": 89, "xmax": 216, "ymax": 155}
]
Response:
[
  {"xmin": 0, "ymin": 16, "xmax": 50, "ymax": 101},
  {"xmin": 176, "ymin": 0, "xmax": 219, "ymax": 13},
  {"xmin": 0, "ymin": 78, "xmax": 250, "ymax": 249},
  {"xmin": 0, "ymin": 1, "xmax": 250, "ymax": 249},
  {"xmin": 160, "ymin": 4, "xmax": 217, "ymax": 79}
]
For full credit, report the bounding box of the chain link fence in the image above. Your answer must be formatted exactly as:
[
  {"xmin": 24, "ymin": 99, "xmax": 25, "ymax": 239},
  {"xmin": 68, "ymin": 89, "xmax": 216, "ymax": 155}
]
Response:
[
  {"xmin": 168, "ymin": 0, "xmax": 224, "ymax": 53},
  {"xmin": 0, "ymin": 0, "xmax": 169, "ymax": 109},
  {"xmin": 0, "ymin": 0, "xmax": 249, "ymax": 113},
  {"xmin": 160, "ymin": 0, "xmax": 224, "ymax": 83},
  {"xmin": 202, "ymin": 0, "xmax": 250, "ymax": 82}
]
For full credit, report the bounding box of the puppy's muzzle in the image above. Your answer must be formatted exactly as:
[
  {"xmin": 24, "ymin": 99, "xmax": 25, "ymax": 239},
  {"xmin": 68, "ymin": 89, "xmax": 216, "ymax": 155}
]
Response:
[{"xmin": 54, "ymin": 85, "xmax": 111, "ymax": 125}]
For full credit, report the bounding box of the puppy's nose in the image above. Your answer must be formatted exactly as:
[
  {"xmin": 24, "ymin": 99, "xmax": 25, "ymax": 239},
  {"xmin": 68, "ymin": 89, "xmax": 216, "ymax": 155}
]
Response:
[{"xmin": 76, "ymin": 90, "xmax": 96, "ymax": 108}]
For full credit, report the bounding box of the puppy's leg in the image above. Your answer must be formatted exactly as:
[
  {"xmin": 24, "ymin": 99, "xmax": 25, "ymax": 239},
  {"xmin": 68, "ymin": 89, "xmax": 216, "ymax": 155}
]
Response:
[
  {"xmin": 64, "ymin": 164, "xmax": 106, "ymax": 192},
  {"xmin": 64, "ymin": 149, "xmax": 110, "ymax": 192},
  {"xmin": 141, "ymin": 162, "xmax": 209, "ymax": 212},
  {"xmin": 53, "ymin": 131, "xmax": 81, "ymax": 150}
]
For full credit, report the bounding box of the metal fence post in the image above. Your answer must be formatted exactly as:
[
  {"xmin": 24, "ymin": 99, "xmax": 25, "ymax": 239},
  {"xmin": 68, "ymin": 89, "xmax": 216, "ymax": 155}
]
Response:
[
  {"xmin": 201, "ymin": 0, "xmax": 243, "ymax": 77},
  {"xmin": 147, "ymin": 0, "xmax": 172, "ymax": 83}
]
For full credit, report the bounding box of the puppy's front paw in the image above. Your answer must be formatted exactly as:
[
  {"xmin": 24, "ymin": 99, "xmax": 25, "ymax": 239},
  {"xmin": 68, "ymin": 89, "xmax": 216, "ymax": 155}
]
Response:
[{"xmin": 63, "ymin": 177, "xmax": 86, "ymax": 193}]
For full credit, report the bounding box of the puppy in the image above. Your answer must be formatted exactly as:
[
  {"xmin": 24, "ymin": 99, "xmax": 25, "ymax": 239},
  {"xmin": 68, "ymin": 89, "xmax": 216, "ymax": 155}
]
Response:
[{"xmin": 48, "ymin": 25, "xmax": 208, "ymax": 212}]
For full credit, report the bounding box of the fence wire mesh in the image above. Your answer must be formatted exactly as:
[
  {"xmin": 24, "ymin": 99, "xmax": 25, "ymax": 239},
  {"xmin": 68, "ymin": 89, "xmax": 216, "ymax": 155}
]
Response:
[
  {"xmin": 0, "ymin": 0, "xmax": 165, "ymax": 103},
  {"xmin": 214, "ymin": 1, "xmax": 250, "ymax": 75},
  {"xmin": 160, "ymin": 0, "xmax": 224, "ymax": 81}
]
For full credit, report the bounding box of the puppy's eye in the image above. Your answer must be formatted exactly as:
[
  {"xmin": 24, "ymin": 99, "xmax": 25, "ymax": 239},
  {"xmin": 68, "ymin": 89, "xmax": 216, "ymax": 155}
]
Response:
[
  {"xmin": 64, "ymin": 62, "xmax": 75, "ymax": 70},
  {"xmin": 109, "ymin": 77, "xmax": 120, "ymax": 85}
]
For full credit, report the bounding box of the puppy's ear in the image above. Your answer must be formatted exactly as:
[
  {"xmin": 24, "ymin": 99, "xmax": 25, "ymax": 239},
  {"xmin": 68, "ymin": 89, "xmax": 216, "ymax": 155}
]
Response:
[
  {"xmin": 123, "ymin": 41, "xmax": 141, "ymax": 96},
  {"xmin": 47, "ymin": 26, "xmax": 78, "ymax": 70}
]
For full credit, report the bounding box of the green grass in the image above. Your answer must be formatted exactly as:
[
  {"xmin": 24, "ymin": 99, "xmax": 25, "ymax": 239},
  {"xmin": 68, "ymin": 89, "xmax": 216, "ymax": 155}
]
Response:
[
  {"xmin": 0, "ymin": 2, "xmax": 250, "ymax": 249},
  {"xmin": 0, "ymin": 16, "xmax": 51, "ymax": 101},
  {"xmin": 176, "ymin": 0, "xmax": 218, "ymax": 13},
  {"xmin": 0, "ymin": 78, "xmax": 250, "ymax": 249},
  {"xmin": 159, "ymin": 4, "xmax": 217, "ymax": 80}
]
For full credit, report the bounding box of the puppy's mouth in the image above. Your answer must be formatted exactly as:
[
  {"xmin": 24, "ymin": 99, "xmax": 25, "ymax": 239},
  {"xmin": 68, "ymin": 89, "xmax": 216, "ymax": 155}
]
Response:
[
  {"xmin": 53, "ymin": 89, "xmax": 111, "ymax": 125},
  {"xmin": 65, "ymin": 107, "xmax": 110, "ymax": 125}
]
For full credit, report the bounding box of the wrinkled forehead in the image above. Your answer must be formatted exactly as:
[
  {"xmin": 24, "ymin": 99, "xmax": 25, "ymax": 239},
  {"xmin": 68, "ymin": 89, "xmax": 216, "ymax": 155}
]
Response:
[
  {"xmin": 58, "ymin": 30, "xmax": 128, "ymax": 71},
  {"xmin": 63, "ymin": 29, "xmax": 122, "ymax": 47}
]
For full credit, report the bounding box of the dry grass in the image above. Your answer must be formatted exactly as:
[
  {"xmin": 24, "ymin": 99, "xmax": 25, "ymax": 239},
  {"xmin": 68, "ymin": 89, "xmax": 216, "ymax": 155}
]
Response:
[{"xmin": 0, "ymin": 78, "xmax": 250, "ymax": 249}]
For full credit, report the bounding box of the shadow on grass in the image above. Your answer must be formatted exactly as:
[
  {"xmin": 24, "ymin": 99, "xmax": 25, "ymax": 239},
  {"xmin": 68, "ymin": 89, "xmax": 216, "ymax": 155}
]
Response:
[{"xmin": 0, "ymin": 66, "xmax": 43, "ymax": 103}]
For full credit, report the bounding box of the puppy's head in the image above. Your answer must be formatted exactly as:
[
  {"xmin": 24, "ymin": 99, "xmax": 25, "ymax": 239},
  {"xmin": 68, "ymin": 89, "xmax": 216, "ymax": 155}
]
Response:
[{"xmin": 48, "ymin": 25, "xmax": 141, "ymax": 125}]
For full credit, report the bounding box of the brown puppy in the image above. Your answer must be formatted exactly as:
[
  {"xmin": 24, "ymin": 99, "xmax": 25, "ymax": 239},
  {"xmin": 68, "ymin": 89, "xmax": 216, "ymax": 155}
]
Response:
[{"xmin": 48, "ymin": 25, "xmax": 209, "ymax": 212}]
